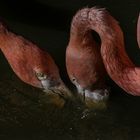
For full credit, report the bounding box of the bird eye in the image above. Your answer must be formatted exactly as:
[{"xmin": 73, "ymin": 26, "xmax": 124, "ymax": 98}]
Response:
[
  {"xmin": 72, "ymin": 77, "xmax": 76, "ymax": 82},
  {"xmin": 36, "ymin": 72, "xmax": 47, "ymax": 80}
]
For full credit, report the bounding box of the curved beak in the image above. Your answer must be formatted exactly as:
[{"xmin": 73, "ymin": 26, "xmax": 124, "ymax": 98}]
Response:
[
  {"xmin": 84, "ymin": 89, "xmax": 109, "ymax": 102},
  {"xmin": 82, "ymin": 88, "xmax": 109, "ymax": 109},
  {"xmin": 77, "ymin": 88, "xmax": 110, "ymax": 108},
  {"xmin": 40, "ymin": 79, "xmax": 72, "ymax": 100},
  {"xmin": 56, "ymin": 83, "xmax": 73, "ymax": 100}
]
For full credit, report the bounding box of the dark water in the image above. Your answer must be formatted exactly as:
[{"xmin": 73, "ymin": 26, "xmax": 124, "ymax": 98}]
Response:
[{"xmin": 0, "ymin": 0, "xmax": 140, "ymax": 140}]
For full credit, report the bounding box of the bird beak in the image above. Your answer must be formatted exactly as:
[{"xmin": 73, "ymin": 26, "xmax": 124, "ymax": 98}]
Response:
[
  {"xmin": 41, "ymin": 79, "xmax": 72, "ymax": 100},
  {"xmin": 57, "ymin": 82, "xmax": 73, "ymax": 99},
  {"xmin": 84, "ymin": 89, "xmax": 109, "ymax": 102},
  {"xmin": 77, "ymin": 88, "xmax": 110, "ymax": 109}
]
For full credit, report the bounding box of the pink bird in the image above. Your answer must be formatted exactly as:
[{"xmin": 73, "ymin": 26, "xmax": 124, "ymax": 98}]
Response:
[
  {"xmin": 66, "ymin": 7, "xmax": 140, "ymax": 99},
  {"xmin": 66, "ymin": 8, "xmax": 109, "ymax": 102},
  {"xmin": 0, "ymin": 21, "xmax": 70, "ymax": 98}
]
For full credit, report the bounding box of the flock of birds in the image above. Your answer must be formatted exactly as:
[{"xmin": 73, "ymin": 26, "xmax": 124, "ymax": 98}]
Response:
[{"xmin": 0, "ymin": 7, "xmax": 140, "ymax": 107}]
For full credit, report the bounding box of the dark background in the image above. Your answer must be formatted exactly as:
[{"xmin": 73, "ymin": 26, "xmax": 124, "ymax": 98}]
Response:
[
  {"xmin": 0, "ymin": 1, "xmax": 140, "ymax": 140},
  {"xmin": 0, "ymin": 0, "xmax": 140, "ymax": 84}
]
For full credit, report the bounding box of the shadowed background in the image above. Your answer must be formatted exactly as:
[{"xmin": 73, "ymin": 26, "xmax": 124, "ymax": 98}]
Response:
[{"xmin": 0, "ymin": 0, "xmax": 140, "ymax": 140}]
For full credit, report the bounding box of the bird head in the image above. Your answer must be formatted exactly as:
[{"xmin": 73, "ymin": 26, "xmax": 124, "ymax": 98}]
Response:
[
  {"xmin": 33, "ymin": 65, "xmax": 69, "ymax": 94},
  {"xmin": 0, "ymin": 20, "xmax": 72, "ymax": 105},
  {"xmin": 1, "ymin": 38, "xmax": 71, "ymax": 100},
  {"xmin": 21, "ymin": 51, "xmax": 72, "ymax": 99},
  {"xmin": 70, "ymin": 75, "xmax": 109, "ymax": 106},
  {"xmin": 11, "ymin": 54, "xmax": 72, "ymax": 101}
]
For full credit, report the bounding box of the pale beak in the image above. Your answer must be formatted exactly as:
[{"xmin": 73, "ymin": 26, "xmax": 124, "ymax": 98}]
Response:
[
  {"xmin": 41, "ymin": 79, "xmax": 72, "ymax": 100},
  {"xmin": 84, "ymin": 89, "xmax": 109, "ymax": 102},
  {"xmin": 77, "ymin": 88, "xmax": 110, "ymax": 109}
]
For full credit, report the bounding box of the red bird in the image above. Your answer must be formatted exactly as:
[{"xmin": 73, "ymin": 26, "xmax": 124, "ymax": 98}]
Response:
[
  {"xmin": 0, "ymin": 21, "xmax": 70, "ymax": 98},
  {"xmin": 66, "ymin": 8, "xmax": 109, "ymax": 102},
  {"xmin": 67, "ymin": 7, "xmax": 140, "ymax": 98}
]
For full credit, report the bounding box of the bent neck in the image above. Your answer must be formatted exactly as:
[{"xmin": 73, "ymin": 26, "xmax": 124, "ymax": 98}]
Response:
[
  {"xmin": 71, "ymin": 7, "xmax": 140, "ymax": 95},
  {"xmin": 69, "ymin": 8, "xmax": 93, "ymax": 47},
  {"xmin": 88, "ymin": 8, "xmax": 140, "ymax": 95}
]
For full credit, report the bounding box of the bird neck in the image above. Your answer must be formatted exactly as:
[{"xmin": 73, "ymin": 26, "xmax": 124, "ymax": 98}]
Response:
[
  {"xmin": 70, "ymin": 8, "xmax": 89, "ymax": 37},
  {"xmin": 69, "ymin": 8, "xmax": 99, "ymax": 52},
  {"xmin": 70, "ymin": 7, "xmax": 140, "ymax": 95},
  {"xmin": 89, "ymin": 8, "xmax": 140, "ymax": 95}
]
